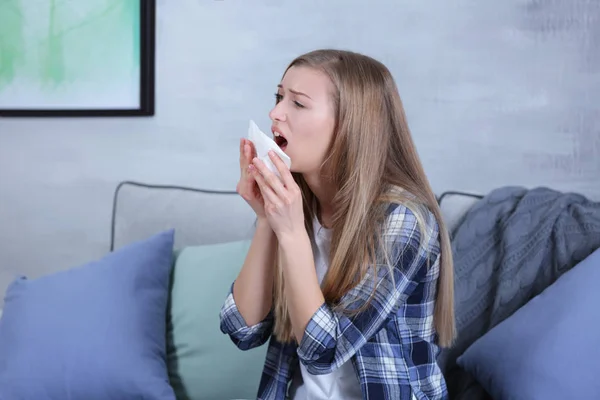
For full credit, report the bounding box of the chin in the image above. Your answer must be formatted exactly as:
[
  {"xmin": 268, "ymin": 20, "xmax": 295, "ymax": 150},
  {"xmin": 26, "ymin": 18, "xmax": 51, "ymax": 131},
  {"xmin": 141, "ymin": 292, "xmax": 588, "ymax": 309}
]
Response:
[{"xmin": 288, "ymin": 163, "xmax": 305, "ymax": 175}]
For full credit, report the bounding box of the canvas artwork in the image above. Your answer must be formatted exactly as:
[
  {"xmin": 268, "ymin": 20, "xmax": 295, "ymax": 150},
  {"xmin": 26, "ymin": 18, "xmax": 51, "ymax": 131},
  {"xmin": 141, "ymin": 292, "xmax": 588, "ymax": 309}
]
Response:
[{"xmin": 0, "ymin": 0, "xmax": 155, "ymax": 116}]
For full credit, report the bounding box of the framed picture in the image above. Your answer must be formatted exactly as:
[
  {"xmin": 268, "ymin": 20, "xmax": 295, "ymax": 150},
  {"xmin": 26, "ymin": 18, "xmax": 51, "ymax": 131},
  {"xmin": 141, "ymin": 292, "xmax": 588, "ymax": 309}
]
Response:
[{"xmin": 0, "ymin": 0, "xmax": 155, "ymax": 117}]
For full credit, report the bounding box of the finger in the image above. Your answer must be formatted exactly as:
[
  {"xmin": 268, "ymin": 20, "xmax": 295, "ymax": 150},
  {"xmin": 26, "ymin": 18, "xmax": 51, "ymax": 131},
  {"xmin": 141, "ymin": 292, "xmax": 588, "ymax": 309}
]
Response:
[
  {"xmin": 250, "ymin": 168, "xmax": 280, "ymax": 205},
  {"xmin": 242, "ymin": 143, "xmax": 257, "ymax": 174},
  {"xmin": 247, "ymin": 141, "xmax": 257, "ymax": 160},
  {"xmin": 250, "ymin": 165, "xmax": 281, "ymax": 206},
  {"xmin": 267, "ymin": 151, "xmax": 294, "ymax": 188},
  {"xmin": 241, "ymin": 141, "xmax": 252, "ymax": 168},
  {"xmin": 239, "ymin": 138, "xmax": 245, "ymax": 170},
  {"xmin": 246, "ymin": 165, "xmax": 257, "ymax": 184},
  {"xmin": 244, "ymin": 143, "xmax": 251, "ymax": 165},
  {"xmin": 252, "ymin": 157, "xmax": 287, "ymax": 197},
  {"xmin": 241, "ymin": 140, "xmax": 255, "ymax": 168}
]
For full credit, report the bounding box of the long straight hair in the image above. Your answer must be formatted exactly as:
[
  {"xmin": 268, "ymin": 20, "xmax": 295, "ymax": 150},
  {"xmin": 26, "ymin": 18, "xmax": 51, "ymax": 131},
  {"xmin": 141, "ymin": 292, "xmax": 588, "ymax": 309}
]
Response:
[{"xmin": 271, "ymin": 49, "xmax": 455, "ymax": 347}]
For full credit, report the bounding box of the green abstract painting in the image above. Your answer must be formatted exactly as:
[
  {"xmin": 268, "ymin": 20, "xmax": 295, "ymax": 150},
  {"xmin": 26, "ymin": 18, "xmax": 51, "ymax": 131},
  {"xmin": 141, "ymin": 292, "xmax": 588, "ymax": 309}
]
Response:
[{"xmin": 0, "ymin": 0, "xmax": 155, "ymax": 116}]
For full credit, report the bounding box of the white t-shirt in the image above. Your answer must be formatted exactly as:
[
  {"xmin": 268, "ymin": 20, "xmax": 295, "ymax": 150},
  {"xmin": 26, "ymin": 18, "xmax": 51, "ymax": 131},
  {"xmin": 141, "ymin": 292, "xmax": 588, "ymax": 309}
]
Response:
[{"xmin": 287, "ymin": 217, "xmax": 363, "ymax": 400}]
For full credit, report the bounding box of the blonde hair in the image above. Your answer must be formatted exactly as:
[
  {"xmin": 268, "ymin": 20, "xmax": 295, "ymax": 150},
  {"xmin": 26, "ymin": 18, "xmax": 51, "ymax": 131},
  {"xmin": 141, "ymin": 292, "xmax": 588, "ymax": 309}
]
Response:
[{"xmin": 272, "ymin": 49, "xmax": 455, "ymax": 348}]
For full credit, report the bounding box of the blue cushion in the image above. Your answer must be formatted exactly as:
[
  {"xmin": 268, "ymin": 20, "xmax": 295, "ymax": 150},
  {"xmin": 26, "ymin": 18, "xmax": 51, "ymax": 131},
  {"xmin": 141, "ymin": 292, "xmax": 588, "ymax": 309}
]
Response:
[
  {"xmin": 457, "ymin": 247, "xmax": 600, "ymax": 400},
  {"xmin": 0, "ymin": 230, "xmax": 177, "ymax": 400}
]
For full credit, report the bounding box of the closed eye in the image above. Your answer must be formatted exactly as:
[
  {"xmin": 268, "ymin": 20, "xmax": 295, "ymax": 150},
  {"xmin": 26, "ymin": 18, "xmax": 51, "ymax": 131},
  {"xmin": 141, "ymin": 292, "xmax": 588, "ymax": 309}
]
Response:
[{"xmin": 274, "ymin": 93, "xmax": 305, "ymax": 108}]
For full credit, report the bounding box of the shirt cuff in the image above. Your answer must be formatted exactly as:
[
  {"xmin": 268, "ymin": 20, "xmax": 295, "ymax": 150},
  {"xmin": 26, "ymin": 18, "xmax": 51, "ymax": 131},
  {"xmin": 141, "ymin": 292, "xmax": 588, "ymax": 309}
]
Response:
[
  {"xmin": 296, "ymin": 302, "xmax": 337, "ymax": 363},
  {"xmin": 219, "ymin": 282, "xmax": 273, "ymax": 341}
]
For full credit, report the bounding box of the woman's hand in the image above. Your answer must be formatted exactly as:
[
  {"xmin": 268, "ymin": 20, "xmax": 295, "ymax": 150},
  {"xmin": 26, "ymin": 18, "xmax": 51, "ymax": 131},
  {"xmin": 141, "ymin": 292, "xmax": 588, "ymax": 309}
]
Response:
[
  {"xmin": 236, "ymin": 138, "xmax": 266, "ymax": 219},
  {"xmin": 249, "ymin": 151, "xmax": 305, "ymax": 241},
  {"xmin": 251, "ymin": 151, "xmax": 323, "ymax": 341}
]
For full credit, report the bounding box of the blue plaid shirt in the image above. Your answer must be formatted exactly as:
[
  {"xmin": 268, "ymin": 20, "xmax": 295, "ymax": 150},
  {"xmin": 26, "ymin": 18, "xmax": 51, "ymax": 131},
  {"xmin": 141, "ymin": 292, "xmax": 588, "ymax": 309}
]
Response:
[{"xmin": 220, "ymin": 203, "xmax": 448, "ymax": 400}]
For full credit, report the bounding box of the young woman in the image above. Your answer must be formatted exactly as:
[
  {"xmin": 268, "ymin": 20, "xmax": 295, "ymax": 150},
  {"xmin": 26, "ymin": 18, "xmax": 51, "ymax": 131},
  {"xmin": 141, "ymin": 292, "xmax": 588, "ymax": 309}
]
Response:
[{"xmin": 220, "ymin": 49, "xmax": 454, "ymax": 400}]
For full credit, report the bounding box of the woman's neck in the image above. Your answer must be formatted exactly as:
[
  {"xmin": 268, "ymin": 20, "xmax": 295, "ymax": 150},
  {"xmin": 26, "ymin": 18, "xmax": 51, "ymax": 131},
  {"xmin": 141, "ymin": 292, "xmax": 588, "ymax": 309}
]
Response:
[{"xmin": 302, "ymin": 172, "xmax": 335, "ymax": 228}]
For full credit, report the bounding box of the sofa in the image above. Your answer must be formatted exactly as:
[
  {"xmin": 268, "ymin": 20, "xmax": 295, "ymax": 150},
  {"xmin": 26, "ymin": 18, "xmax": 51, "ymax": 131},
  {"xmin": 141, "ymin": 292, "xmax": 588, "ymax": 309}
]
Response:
[{"xmin": 0, "ymin": 180, "xmax": 599, "ymax": 400}]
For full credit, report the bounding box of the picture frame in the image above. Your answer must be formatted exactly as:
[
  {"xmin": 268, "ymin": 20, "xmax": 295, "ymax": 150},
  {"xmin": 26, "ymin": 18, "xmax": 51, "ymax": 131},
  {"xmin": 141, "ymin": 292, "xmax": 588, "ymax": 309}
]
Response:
[{"xmin": 0, "ymin": 0, "xmax": 156, "ymax": 117}]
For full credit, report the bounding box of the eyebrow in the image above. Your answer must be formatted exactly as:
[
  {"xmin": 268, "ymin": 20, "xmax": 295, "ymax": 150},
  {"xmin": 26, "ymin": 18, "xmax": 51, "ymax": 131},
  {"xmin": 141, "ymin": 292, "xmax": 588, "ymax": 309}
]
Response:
[{"xmin": 277, "ymin": 84, "xmax": 312, "ymax": 100}]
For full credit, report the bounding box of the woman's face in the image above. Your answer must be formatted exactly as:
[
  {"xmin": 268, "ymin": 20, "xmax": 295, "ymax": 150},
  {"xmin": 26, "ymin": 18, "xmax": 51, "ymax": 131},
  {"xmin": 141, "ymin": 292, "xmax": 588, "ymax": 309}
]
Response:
[{"xmin": 269, "ymin": 66, "xmax": 336, "ymax": 175}]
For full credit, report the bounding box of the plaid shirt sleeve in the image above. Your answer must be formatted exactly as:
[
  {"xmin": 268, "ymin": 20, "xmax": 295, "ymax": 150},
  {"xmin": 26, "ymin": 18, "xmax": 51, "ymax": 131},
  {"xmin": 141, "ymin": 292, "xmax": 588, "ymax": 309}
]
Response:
[
  {"xmin": 297, "ymin": 203, "xmax": 439, "ymax": 375},
  {"xmin": 219, "ymin": 282, "xmax": 274, "ymax": 350}
]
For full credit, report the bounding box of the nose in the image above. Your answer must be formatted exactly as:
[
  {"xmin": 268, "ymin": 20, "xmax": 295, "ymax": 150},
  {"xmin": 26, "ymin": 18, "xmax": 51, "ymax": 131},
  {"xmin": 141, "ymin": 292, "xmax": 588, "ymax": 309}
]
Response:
[{"xmin": 269, "ymin": 102, "xmax": 286, "ymax": 122}]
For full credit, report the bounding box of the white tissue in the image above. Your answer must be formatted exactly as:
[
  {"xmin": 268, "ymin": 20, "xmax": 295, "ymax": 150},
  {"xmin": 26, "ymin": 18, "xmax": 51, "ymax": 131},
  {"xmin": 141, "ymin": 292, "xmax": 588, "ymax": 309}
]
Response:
[{"xmin": 247, "ymin": 120, "xmax": 292, "ymax": 179}]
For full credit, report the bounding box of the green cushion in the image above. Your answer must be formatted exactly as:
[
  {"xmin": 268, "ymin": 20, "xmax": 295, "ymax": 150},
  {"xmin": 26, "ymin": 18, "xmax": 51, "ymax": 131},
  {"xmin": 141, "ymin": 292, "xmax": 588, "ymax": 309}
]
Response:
[{"xmin": 167, "ymin": 240, "xmax": 268, "ymax": 400}]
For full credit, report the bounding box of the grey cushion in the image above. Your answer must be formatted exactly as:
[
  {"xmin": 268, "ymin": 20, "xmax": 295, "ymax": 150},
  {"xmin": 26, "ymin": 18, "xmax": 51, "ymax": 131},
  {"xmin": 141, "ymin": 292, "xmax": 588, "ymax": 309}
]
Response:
[
  {"xmin": 111, "ymin": 181, "xmax": 256, "ymax": 251},
  {"xmin": 437, "ymin": 191, "xmax": 483, "ymax": 235}
]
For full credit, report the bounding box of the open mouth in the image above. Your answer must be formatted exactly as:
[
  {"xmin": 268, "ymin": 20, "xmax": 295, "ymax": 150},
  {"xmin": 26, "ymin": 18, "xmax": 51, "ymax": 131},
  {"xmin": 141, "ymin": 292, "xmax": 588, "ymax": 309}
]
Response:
[{"xmin": 274, "ymin": 134, "xmax": 288, "ymax": 150}]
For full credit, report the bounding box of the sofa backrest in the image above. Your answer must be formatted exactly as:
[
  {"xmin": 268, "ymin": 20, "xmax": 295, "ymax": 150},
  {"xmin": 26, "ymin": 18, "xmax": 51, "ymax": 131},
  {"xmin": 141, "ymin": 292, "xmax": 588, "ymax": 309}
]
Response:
[
  {"xmin": 437, "ymin": 191, "xmax": 484, "ymax": 236},
  {"xmin": 111, "ymin": 181, "xmax": 485, "ymax": 250},
  {"xmin": 110, "ymin": 181, "xmax": 257, "ymax": 251}
]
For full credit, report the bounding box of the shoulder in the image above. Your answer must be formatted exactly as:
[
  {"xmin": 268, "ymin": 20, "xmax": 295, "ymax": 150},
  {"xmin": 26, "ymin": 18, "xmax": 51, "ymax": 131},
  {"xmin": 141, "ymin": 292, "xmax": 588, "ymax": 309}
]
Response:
[
  {"xmin": 383, "ymin": 199, "xmax": 441, "ymax": 256},
  {"xmin": 375, "ymin": 191, "xmax": 442, "ymax": 289}
]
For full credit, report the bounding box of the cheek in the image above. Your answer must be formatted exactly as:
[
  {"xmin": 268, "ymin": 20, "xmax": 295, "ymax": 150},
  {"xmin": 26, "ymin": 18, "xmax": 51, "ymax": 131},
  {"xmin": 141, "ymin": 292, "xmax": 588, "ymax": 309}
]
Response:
[
  {"xmin": 312, "ymin": 121, "xmax": 335, "ymax": 151},
  {"xmin": 289, "ymin": 112, "xmax": 335, "ymax": 159},
  {"xmin": 306, "ymin": 115, "xmax": 334, "ymax": 140},
  {"xmin": 301, "ymin": 127, "xmax": 330, "ymax": 156}
]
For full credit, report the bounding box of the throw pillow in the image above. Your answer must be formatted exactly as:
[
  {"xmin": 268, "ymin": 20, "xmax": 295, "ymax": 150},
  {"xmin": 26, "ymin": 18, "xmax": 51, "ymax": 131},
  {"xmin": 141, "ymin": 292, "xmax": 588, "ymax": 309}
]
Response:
[
  {"xmin": 457, "ymin": 246, "xmax": 600, "ymax": 400},
  {"xmin": 0, "ymin": 230, "xmax": 177, "ymax": 400},
  {"xmin": 167, "ymin": 240, "xmax": 268, "ymax": 400}
]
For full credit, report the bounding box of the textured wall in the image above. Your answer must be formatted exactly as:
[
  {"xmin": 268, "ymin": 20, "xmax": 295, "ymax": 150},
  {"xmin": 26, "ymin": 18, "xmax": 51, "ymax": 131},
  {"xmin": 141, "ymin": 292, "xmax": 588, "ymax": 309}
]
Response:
[{"xmin": 0, "ymin": 0, "xmax": 598, "ymax": 302}]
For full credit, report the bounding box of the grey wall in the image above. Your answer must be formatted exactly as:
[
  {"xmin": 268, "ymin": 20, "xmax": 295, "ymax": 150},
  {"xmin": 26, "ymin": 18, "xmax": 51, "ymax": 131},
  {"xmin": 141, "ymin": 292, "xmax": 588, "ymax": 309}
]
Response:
[{"xmin": 1, "ymin": 0, "xmax": 599, "ymax": 303}]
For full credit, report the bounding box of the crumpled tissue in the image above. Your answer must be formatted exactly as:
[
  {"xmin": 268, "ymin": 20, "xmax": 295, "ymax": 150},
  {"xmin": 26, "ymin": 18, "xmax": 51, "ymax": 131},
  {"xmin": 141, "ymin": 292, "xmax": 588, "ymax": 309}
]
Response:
[{"xmin": 247, "ymin": 120, "xmax": 292, "ymax": 180}]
